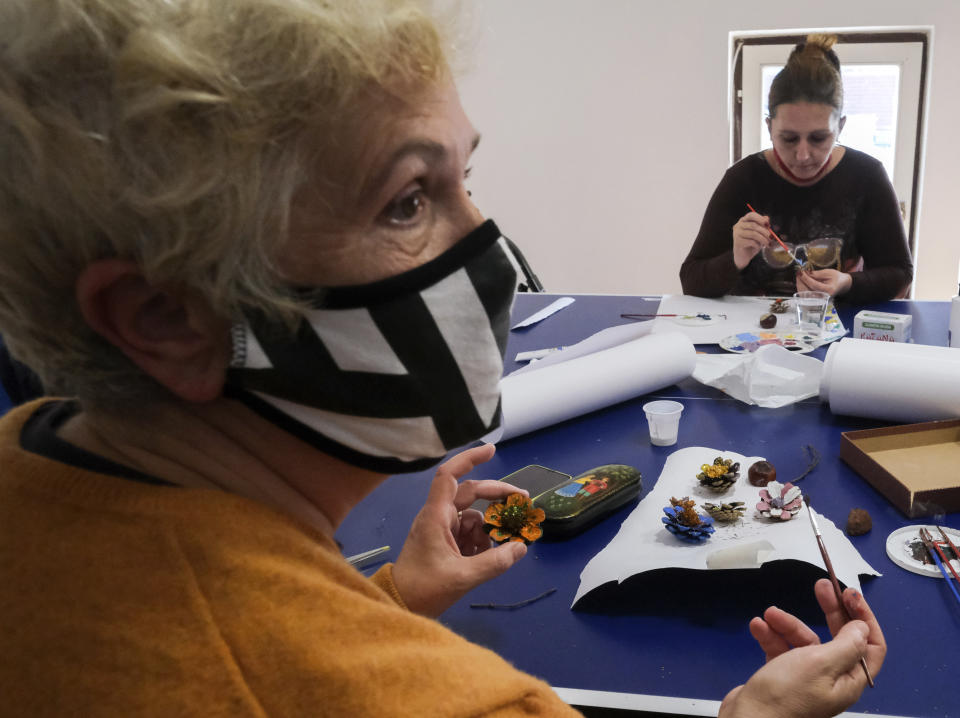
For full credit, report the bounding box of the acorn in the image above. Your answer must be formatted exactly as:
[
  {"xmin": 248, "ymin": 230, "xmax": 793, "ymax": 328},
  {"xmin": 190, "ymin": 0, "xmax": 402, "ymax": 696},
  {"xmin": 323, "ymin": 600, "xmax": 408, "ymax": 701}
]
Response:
[
  {"xmin": 748, "ymin": 460, "xmax": 776, "ymax": 487},
  {"xmin": 759, "ymin": 313, "xmax": 777, "ymax": 329}
]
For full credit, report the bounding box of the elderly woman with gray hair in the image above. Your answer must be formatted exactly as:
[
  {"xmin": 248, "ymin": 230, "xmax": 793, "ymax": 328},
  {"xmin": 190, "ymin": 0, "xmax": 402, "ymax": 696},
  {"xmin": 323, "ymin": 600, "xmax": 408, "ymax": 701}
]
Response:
[{"xmin": 0, "ymin": 2, "xmax": 883, "ymax": 715}]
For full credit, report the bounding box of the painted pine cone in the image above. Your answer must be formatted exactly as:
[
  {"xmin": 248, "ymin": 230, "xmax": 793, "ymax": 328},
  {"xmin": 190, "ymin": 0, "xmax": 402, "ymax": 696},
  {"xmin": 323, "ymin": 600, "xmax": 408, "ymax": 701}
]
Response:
[
  {"xmin": 662, "ymin": 497, "xmax": 715, "ymax": 542},
  {"xmin": 696, "ymin": 457, "xmax": 740, "ymax": 492},
  {"xmin": 756, "ymin": 481, "xmax": 803, "ymax": 520}
]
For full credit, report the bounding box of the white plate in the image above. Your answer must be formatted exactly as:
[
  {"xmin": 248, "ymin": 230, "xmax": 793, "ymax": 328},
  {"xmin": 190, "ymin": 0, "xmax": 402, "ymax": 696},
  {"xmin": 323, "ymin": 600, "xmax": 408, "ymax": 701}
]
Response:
[
  {"xmin": 719, "ymin": 329, "xmax": 820, "ymax": 355},
  {"xmin": 670, "ymin": 313, "xmax": 725, "ymax": 327},
  {"xmin": 885, "ymin": 524, "xmax": 960, "ymax": 578}
]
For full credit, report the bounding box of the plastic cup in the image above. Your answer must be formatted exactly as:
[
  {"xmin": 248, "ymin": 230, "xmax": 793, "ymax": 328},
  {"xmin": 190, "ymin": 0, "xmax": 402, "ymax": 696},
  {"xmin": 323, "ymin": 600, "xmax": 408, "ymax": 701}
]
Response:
[
  {"xmin": 642, "ymin": 400, "xmax": 684, "ymax": 446},
  {"xmin": 793, "ymin": 290, "xmax": 830, "ymax": 336}
]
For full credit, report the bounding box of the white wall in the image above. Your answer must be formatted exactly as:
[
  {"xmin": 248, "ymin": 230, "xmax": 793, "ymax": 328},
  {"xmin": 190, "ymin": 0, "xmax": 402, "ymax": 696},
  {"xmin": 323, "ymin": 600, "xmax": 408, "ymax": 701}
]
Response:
[{"xmin": 457, "ymin": 0, "xmax": 960, "ymax": 299}]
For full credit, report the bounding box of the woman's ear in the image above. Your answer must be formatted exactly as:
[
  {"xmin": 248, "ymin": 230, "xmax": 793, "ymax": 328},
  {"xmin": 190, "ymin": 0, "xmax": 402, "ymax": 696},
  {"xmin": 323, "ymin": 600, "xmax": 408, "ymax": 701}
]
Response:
[
  {"xmin": 837, "ymin": 115, "xmax": 847, "ymax": 135},
  {"xmin": 75, "ymin": 259, "xmax": 231, "ymax": 402}
]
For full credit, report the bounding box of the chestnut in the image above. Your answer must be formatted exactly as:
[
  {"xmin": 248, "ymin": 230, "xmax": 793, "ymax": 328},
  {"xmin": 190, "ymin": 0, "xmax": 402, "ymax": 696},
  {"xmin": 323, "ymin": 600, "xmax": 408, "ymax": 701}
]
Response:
[{"xmin": 748, "ymin": 460, "xmax": 776, "ymax": 487}]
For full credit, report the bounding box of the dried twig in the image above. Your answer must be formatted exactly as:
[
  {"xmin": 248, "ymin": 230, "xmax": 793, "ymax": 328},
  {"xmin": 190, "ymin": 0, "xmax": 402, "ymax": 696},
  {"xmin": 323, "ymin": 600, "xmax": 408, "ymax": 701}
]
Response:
[
  {"xmin": 791, "ymin": 444, "xmax": 820, "ymax": 482},
  {"xmin": 470, "ymin": 588, "xmax": 557, "ymax": 610}
]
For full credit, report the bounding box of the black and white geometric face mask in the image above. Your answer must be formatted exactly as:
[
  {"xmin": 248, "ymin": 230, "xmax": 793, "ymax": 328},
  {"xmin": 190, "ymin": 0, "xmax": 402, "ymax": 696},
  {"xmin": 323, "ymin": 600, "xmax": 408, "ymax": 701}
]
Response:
[{"xmin": 225, "ymin": 219, "xmax": 518, "ymax": 474}]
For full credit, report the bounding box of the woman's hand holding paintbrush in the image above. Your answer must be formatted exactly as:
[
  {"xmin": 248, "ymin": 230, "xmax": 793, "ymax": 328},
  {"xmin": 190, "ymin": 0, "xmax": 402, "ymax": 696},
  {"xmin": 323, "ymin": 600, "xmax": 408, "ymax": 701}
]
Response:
[
  {"xmin": 733, "ymin": 203, "xmax": 801, "ymax": 270},
  {"xmin": 719, "ymin": 497, "xmax": 886, "ymax": 718},
  {"xmin": 733, "ymin": 204, "xmax": 799, "ymax": 271},
  {"xmin": 720, "ymin": 582, "xmax": 885, "ymax": 718},
  {"xmin": 731, "ymin": 209, "xmax": 778, "ymax": 270}
]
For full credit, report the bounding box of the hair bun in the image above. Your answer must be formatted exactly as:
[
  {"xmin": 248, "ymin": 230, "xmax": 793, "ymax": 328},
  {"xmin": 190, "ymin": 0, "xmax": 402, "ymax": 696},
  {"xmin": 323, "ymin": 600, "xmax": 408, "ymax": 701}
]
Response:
[
  {"xmin": 804, "ymin": 33, "xmax": 838, "ymax": 53},
  {"xmin": 770, "ymin": 33, "xmax": 843, "ymax": 115},
  {"xmin": 794, "ymin": 33, "xmax": 841, "ymax": 71}
]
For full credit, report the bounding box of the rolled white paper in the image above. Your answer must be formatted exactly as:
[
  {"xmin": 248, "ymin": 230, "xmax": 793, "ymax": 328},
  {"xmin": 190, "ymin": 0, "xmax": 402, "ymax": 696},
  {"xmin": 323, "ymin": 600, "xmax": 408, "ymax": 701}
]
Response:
[
  {"xmin": 821, "ymin": 338, "xmax": 960, "ymax": 422},
  {"xmin": 498, "ymin": 331, "xmax": 695, "ymax": 441}
]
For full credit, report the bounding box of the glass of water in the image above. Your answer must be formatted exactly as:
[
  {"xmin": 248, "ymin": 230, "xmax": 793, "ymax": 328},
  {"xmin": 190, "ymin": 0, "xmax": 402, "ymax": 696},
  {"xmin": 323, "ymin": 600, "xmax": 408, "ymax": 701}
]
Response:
[{"xmin": 793, "ymin": 291, "xmax": 830, "ymax": 337}]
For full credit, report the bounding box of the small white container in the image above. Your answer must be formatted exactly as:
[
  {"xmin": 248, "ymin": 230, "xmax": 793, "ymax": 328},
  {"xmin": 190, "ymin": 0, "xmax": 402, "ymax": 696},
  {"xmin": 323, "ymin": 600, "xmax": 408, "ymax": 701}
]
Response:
[
  {"xmin": 642, "ymin": 400, "xmax": 684, "ymax": 446},
  {"xmin": 853, "ymin": 310, "xmax": 912, "ymax": 343}
]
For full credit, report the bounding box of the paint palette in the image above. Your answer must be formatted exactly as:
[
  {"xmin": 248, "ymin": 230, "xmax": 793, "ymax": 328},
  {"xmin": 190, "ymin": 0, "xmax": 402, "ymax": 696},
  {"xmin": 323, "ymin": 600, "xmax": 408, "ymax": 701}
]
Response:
[
  {"xmin": 719, "ymin": 329, "xmax": 820, "ymax": 354},
  {"xmin": 670, "ymin": 313, "xmax": 725, "ymax": 327},
  {"xmin": 886, "ymin": 525, "xmax": 960, "ymax": 578}
]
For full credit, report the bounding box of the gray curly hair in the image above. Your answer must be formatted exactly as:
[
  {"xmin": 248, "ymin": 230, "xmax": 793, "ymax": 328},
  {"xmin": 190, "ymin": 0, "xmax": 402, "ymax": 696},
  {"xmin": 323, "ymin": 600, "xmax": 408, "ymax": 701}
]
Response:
[{"xmin": 0, "ymin": 0, "xmax": 452, "ymax": 406}]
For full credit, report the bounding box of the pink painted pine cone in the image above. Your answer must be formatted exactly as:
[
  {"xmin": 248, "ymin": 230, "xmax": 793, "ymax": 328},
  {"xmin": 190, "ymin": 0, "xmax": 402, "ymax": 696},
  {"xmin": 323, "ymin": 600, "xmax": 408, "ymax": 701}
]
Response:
[{"xmin": 756, "ymin": 481, "xmax": 802, "ymax": 520}]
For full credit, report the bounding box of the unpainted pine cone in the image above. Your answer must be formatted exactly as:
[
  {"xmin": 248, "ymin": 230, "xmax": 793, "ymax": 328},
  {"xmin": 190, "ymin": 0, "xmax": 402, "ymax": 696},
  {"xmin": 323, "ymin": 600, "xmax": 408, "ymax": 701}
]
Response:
[{"xmin": 702, "ymin": 501, "xmax": 746, "ymax": 522}]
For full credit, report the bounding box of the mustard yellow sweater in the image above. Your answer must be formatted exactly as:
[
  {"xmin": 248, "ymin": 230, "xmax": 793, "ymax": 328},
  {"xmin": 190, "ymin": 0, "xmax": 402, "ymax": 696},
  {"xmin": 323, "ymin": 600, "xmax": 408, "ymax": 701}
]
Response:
[{"xmin": 0, "ymin": 401, "xmax": 580, "ymax": 717}]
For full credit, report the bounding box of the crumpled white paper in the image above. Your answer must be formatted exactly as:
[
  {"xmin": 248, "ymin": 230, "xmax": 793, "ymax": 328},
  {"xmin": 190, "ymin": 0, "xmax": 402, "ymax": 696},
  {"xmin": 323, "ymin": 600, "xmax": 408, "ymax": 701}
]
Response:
[{"xmin": 692, "ymin": 344, "xmax": 824, "ymax": 408}]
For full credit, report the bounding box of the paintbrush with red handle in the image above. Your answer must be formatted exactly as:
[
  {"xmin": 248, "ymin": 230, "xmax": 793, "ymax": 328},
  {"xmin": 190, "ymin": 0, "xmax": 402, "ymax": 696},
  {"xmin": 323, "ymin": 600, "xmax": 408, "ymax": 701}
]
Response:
[
  {"xmin": 747, "ymin": 203, "xmax": 802, "ymax": 267},
  {"xmin": 919, "ymin": 528, "xmax": 960, "ymax": 606}
]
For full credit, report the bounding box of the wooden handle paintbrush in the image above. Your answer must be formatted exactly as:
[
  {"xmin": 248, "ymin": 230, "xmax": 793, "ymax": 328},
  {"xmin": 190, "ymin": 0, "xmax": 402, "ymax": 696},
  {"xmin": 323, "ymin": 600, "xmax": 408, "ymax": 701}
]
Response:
[{"xmin": 803, "ymin": 496, "xmax": 874, "ymax": 688}]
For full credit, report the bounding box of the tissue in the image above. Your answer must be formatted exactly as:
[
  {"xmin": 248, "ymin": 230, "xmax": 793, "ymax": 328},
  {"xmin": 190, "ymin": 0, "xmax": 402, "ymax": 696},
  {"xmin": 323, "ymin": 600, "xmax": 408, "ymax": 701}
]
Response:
[{"xmin": 692, "ymin": 345, "xmax": 823, "ymax": 408}]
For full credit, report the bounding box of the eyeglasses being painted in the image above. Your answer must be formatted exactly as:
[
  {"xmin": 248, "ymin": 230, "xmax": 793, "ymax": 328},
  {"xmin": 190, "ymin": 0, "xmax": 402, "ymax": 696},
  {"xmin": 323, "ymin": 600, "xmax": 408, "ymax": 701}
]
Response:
[{"xmin": 763, "ymin": 236, "xmax": 843, "ymax": 272}]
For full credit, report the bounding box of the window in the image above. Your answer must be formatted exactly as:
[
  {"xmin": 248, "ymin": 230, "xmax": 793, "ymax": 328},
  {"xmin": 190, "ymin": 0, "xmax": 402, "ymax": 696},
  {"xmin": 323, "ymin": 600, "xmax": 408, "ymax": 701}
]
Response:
[
  {"xmin": 731, "ymin": 32, "xmax": 929, "ymax": 264},
  {"xmin": 759, "ymin": 63, "xmax": 901, "ymax": 180}
]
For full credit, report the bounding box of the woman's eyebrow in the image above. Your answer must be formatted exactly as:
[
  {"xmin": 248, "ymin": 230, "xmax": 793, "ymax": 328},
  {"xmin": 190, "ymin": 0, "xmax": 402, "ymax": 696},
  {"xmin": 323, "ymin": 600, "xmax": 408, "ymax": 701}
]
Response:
[
  {"xmin": 365, "ymin": 134, "xmax": 482, "ymax": 199},
  {"xmin": 365, "ymin": 139, "xmax": 445, "ymax": 196}
]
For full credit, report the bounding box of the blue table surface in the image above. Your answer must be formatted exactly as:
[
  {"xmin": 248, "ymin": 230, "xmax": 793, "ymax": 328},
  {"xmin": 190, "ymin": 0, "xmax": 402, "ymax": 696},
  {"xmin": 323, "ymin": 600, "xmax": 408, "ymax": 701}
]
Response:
[{"xmin": 337, "ymin": 294, "xmax": 959, "ymax": 717}]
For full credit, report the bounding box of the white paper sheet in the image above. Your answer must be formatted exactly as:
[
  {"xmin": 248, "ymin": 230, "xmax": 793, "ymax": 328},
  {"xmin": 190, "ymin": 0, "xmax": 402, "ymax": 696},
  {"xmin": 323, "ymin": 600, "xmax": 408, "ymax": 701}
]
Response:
[
  {"xmin": 493, "ymin": 330, "xmax": 695, "ymax": 442},
  {"xmin": 821, "ymin": 338, "xmax": 960, "ymax": 422},
  {"xmin": 511, "ymin": 296, "xmax": 575, "ymax": 329},
  {"xmin": 573, "ymin": 446, "xmax": 880, "ymax": 606},
  {"xmin": 651, "ymin": 295, "xmax": 845, "ymax": 345},
  {"xmin": 692, "ymin": 344, "xmax": 824, "ymax": 408},
  {"xmin": 510, "ymin": 322, "xmax": 653, "ymax": 376}
]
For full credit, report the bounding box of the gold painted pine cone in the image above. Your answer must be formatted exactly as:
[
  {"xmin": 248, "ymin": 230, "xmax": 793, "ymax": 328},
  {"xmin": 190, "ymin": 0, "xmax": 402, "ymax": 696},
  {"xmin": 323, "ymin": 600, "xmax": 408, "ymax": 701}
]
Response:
[{"xmin": 696, "ymin": 457, "xmax": 740, "ymax": 492}]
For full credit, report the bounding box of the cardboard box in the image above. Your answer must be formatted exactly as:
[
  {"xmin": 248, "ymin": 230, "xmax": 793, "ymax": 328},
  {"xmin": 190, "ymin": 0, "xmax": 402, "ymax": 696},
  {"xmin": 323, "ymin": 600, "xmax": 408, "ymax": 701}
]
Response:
[
  {"xmin": 840, "ymin": 419, "xmax": 960, "ymax": 517},
  {"xmin": 853, "ymin": 310, "xmax": 912, "ymax": 342}
]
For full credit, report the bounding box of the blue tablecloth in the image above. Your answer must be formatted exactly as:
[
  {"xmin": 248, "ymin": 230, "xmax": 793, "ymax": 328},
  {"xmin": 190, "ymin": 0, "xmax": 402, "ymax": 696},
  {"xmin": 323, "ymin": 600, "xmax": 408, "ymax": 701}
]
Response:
[{"xmin": 338, "ymin": 294, "xmax": 959, "ymax": 717}]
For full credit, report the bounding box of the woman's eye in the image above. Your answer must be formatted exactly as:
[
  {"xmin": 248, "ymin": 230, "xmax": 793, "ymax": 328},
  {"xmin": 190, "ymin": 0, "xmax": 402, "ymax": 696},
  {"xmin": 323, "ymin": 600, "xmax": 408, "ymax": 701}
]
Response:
[
  {"xmin": 781, "ymin": 136, "xmax": 799, "ymax": 144},
  {"xmin": 383, "ymin": 188, "xmax": 426, "ymax": 225},
  {"xmin": 810, "ymin": 135, "xmax": 829, "ymax": 144}
]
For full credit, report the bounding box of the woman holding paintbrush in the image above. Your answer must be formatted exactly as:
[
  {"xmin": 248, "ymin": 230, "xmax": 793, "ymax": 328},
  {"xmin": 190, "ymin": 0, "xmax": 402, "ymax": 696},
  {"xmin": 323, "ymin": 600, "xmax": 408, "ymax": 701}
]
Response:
[
  {"xmin": 0, "ymin": 4, "xmax": 885, "ymax": 716},
  {"xmin": 680, "ymin": 34, "xmax": 913, "ymax": 302}
]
